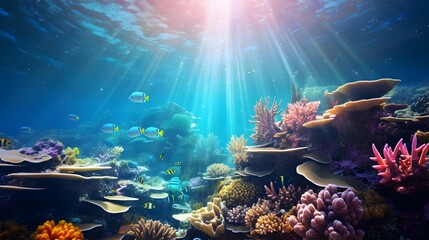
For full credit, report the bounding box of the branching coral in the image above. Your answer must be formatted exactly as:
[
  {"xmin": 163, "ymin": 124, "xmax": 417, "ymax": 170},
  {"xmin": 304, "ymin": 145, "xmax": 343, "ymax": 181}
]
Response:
[
  {"xmin": 287, "ymin": 184, "xmax": 364, "ymax": 240},
  {"xmin": 227, "ymin": 135, "xmax": 248, "ymax": 169},
  {"xmin": 245, "ymin": 199, "xmax": 271, "ymax": 229},
  {"xmin": 218, "ymin": 179, "xmax": 259, "ymax": 208},
  {"xmin": 194, "ymin": 134, "xmax": 220, "ymax": 161},
  {"xmin": 0, "ymin": 220, "xmax": 28, "ymax": 240},
  {"xmin": 264, "ymin": 182, "xmax": 302, "ymax": 209},
  {"xmin": 371, "ymin": 133, "xmax": 429, "ymax": 194},
  {"xmin": 205, "ymin": 163, "xmax": 231, "ymax": 178},
  {"xmin": 281, "ymin": 99, "xmax": 320, "ymax": 133},
  {"xmin": 250, "ymin": 97, "xmax": 282, "ymax": 145},
  {"xmin": 226, "ymin": 205, "xmax": 250, "ymax": 226},
  {"xmin": 126, "ymin": 218, "xmax": 176, "ymax": 240},
  {"xmin": 31, "ymin": 220, "xmax": 83, "ymax": 240}
]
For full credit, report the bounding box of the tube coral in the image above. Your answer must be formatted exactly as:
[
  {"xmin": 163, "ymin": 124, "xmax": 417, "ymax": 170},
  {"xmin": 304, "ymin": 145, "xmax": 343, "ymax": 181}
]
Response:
[
  {"xmin": 31, "ymin": 220, "xmax": 83, "ymax": 240},
  {"xmin": 126, "ymin": 218, "xmax": 176, "ymax": 240}
]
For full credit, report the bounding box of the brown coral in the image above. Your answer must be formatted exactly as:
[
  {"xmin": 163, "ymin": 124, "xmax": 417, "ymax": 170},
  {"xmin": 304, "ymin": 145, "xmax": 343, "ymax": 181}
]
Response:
[
  {"xmin": 250, "ymin": 97, "xmax": 282, "ymax": 145},
  {"xmin": 31, "ymin": 220, "xmax": 83, "ymax": 240},
  {"xmin": 227, "ymin": 135, "xmax": 248, "ymax": 169},
  {"xmin": 126, "ymin": 218, "xmax": 176, "ymax": 240},
  {"xmin": 355, "ymin": 189, "xmax": 391, "ymax": 221},
  {"xmin": 245, "ymin": 199, "xmax": 271, "ymax": 229},
  {"xmin": 0, "ymin": 220, "xmax": 28, "ymax": 240},
  {"xmin": 189, "ymin": 198, "xmax": 224, "ymax": 238},
  {"xmin": 218, "ymin": 179, "xmax": 259, "ymax": 208}
]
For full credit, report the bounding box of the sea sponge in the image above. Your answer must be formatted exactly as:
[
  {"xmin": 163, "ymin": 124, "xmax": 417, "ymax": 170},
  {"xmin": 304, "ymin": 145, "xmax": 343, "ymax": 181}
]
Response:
[
  {"xmin": 63, "ymin": 147, "xmax": 80, "ymax": 165},
  {"xmin": 227, "ymin": 135, "xmax": 248, "ymax": 169},
  {"xmin": 218, "ymin": 179, "xmax": 259, "ymax": 208},
  {"xmin": 31, "ymin": 220, "xmax": 83, "ymax": 240},
  {"xmin": 126, "ymin": 218, "xmax": 176, "ymax": 240},
  {"xmin": 0, "ymin": 220, "xmax": 28, "ymax": 240},
  {"xmin": 189, "ymin": 198, "xmax": 224, "ymax": 238},
  {"xmin": 205, "ymin": 163, "xmax": 231, "ymax": 178}
]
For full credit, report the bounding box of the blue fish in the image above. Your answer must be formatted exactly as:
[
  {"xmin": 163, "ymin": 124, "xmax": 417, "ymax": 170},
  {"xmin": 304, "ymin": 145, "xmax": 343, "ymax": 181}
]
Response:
[
  {"xmin": 67, "ymin": 114, "xmax": 80, "ymax": 121},
  {"xmin": 127, "ymin": 126, "xmax": 144, "ymax": 138},
  {"xmin": 19, "ymin": 126, "xmax": 31, "ymax": 133},
  {"xmin": 129, "ymin": 91, "xmax": 149, "ymax": 103},
  {"xmin": 142, "ymin": 127, "xmax": 163, "ymax": 139},
  {"xmin": 101, "ymin": 123, "xmax": 119, "ymax": 133}
]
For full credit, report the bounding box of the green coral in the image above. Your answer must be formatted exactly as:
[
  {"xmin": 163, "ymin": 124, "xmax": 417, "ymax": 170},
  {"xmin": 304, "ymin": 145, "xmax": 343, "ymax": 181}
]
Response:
[{"xmin": 167, "ymin": 113, "xmax": 192, "ymax": 132}]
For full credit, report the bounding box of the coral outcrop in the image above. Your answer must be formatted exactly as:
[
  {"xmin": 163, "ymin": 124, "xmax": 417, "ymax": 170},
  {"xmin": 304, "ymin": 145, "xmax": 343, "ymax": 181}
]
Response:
[
  {"xmin": 189, "ymin": 197, "xmax": 224, "ymax": 238},
  {"xmin": 371, "ymin": 133, "xmax": 429, "ymax": 194},
  {"xmin": 126, "ymin": 218, "xmax": 176, "ymax": 240},
  {"xmin": 31, "ymin": 220, "xmax": 83, "ymax": 240},
  {"xmin": 287, "ymin": 184, "xmax": 364, "ymax": 240},
  {"xmin": 227, "ymin": 135, "xmax": 248, "ymax": 169},
  {"xmin": 218, "ymin": 179, "xmax": 259, "ymax": 208}
]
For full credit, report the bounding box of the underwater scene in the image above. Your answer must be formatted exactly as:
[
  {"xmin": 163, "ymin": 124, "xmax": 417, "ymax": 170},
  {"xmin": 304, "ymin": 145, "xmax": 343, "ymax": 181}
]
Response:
[{"xmin": 0, "ymin": 1, "xmax": 429, "ymax": 240}]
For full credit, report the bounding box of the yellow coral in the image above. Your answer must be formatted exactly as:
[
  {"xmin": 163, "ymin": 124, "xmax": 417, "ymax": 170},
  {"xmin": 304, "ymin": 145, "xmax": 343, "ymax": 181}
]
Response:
[
  {"xmin": 227, "ymin": 135, "xmax": 248, "ymax": 168},
  {"xmin": 253, "ymin": 213, "xmax": 282, "ymax": 235},
  {"xmin": 218, "ymin": 179, "xmax": 259, "ymax": 208},
  {"xmin": 31, "ymin": 220, "xmax": 83, "ymax": 240}
]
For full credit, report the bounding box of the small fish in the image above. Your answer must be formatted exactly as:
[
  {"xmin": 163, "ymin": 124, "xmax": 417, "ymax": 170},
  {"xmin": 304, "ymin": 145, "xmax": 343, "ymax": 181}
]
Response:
[
  {"xmin": 165, "ymin": 168, "xmax": 176, "ymax": 175},
  {"xmin": 174, "ymin": 161, "xmax": 182, "ymax": 166},
  {"xmin": 143, "ymin": 202, "xmax": 155, "ymax": 209},
  {"xmin": 142, "ymin": 127, "xmax": 163, "ymax": 139},
  {"xmin": 275, "ymin": 175, "xmax": 286, "ymax": 187},
  {"xmin": 159, "ymin": 152, "xmax": 165, "ymax": 160},
  {"xmin": 101, "ymin": 123, "xmax": 119, "ymax": 133},
  {"xmin": 193, "ymin": 238, "xmax": 202, "ymax": 240},
  {"xmin": 19, "ymin": 126, "xmax": 32, "ymax": 133},
  {"xmin": 67, "ymin": 114, "xmax": 80, "ymax": 121},
  {"xmin": 129, "ymin": 91, "xmax": 149, "ymax": 103},
  {"xmin": 169, "ymin": 195, "xmax": 175, "ymax": 203},
  {"xmin": 0, "ymin": 138, "xmax": 12, "ymax": 148},
  {"xmin": 136, "ymin": 175, "xmax": 145, "ymax": 184},
  {"xmin": 127, "ymin": 126, "xmax": 144, "ymax": 138}
]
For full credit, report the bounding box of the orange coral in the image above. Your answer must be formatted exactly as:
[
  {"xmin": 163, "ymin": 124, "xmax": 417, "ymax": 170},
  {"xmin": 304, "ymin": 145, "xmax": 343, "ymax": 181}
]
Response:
[{"xmin": 31, "ymin": 220, "xmax": 83, "ymax": 240}]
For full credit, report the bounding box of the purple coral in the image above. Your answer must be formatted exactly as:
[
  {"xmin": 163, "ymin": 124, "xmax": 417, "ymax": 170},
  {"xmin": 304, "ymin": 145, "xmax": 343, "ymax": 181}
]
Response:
[
  {"xmin": 250, "ymin": 97, "xmax": 282, "ymax": 145},
  {"xmin": 281, "ymin": 99, "xmax": 320, "ymax": 132},
  {"xmin": 264, "ymin": 182, "xmax": 302, "ymax": 209},
  {"xmin": 226, "ymin": 205, "xmax": 250, "ymax": 226},
  {"xmin": 20, "ymin": 139, "xmax": 63, "ymax": 159},
  {"xmin": 288, "ymin": 184, "xmax": 364, "ymax": 240}
]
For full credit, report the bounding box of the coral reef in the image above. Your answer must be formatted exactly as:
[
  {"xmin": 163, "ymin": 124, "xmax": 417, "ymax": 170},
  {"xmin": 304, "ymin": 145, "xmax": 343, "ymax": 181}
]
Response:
[
  {"xmin": 189, "ymin": 197, "xmax": 224, "ymax": 238},
  {"xmin": 205, "ymin": 163, "xmax": 231, "ymax": 178},
  {"xmin": 245, "ymin": 199, "xmax": 271, "ymax": 229},
  {"xmin": 0, "ymin": 220, "xmax": 28, "ymax": 240},
  {"xmin": 287, "ymin": 184, "xmax": 364, "ymax": 240},
  {"xmin": 188, "ymin": 176, "xmax": 204, "ymax": 189},
  {"xmin": 20, "ymin": 139, "xmax": 64, "ymax": 160},
  {"xmin": 226, "ymin": 205, "xmax": 250, "ymax": 226},
  {"xmin": 166, "ymin": 113, "xmax": 193, "ymax": 132},
  {"xmin": 31, "ymin": 220, "xmax": 83, "ymax": 240},
  {"xmin": 252, "ymin": 213, "xmax": 293, "ymax": 236},
  {"xmin": 227, "ymin": 135, "xmax": 248, "ymax": 169},
  {"xmin": 126, "ymin": 218, "xmax": 176, "ymax": 240},
  {"xmin": 218, "ymin": 179, "xmax": 259, "ymax": 208},
  {"xmin": 194, "ymin": 133, "xmax": 220, "ymax": 162},
  {"xmin": 371, "ymin": 133, "xmax": 429, "ymax": 194},
  {"xmin": 250, "ymin": 97, "xmax": 282, "ymax": 145},
  {"xmin": 63, "ymin": 147, "xmax": 81, "ymax": 165},
  {"xmin": 264, "ymin": 182, "xmax": 302, "ymax": 209}
]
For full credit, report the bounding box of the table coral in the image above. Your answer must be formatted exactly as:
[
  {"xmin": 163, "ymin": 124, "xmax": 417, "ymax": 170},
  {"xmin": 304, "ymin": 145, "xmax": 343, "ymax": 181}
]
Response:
[
  {"xmin": 31, "ymin": 220, "xmax": 83, "ymax": 240},
  {"xmin": 218, "ymin": 179, "xmax": 259, "ymax": 208},
  {"xmin": 126, "ymin": 218, "xmax": 176, "ymax": 240},
  {"xmin": 370, "ymin": 133, "xmax": 429, "ymax": 194},
  {"xmin": 287, "ymin": 184, "xmax": 364, "ymax": 240}
]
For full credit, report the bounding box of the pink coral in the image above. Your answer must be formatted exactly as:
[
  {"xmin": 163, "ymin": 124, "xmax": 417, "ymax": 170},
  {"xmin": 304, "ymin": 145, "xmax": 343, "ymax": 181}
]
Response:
[
  {"xmin": 370, "ymin": 133, "xmax": 429, "ymax": 193},
  {"xmin": 250, "ymin": 97, "xmax": 282, "ymax": 145},
  {"xmin": 281, "ymin": 99, "xmax": 320, "ymax": 132}
]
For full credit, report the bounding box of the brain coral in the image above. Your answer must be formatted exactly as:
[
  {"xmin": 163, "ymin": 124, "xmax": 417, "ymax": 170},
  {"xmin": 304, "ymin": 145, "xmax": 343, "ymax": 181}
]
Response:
[
  {"xmin": 31, "ymin": 220, "xmax": 83, "ymax": 240},
  {"xmin": 219, "ymin": 179, "xmax": 259, "ymax": 208},
  {"xmin": 205, "ymin": 163, "xmax": 231, "ymax": 178}
]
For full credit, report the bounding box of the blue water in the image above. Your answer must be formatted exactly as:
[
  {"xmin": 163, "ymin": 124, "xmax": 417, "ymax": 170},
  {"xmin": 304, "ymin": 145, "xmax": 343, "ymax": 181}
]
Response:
[{"xmin": 0, "ymin": 1, "xmax": 429, "ymax": 239}]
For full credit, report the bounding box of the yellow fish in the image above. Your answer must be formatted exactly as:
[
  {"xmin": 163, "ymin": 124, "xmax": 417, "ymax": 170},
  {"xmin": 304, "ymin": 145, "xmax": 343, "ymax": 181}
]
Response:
[
  {"xmin": 0, "ymin": 138, "xmax": 12, "ymax": 148},
  {"xmin": 143, "ymin": 202, "xmax": 155, "ymax": 209},
  {"xmin": 159, "ymin": 152, "xmax": 165, "ymax": 160},
  {"xmin": 174, "ymin": 161, "xmax": 182, "ymax": 166},
  {"xmin": 165, "ymin": 169, "xmax": 176, "ymax": 175}
]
